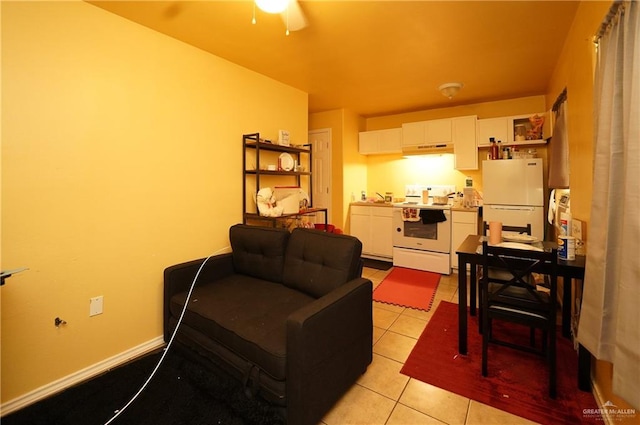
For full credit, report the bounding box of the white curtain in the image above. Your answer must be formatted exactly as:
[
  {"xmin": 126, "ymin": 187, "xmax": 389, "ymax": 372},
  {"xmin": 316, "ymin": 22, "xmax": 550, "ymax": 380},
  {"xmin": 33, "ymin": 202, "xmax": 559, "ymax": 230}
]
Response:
[{"xmin": 578, "ymin": 0, "xmax": 640, "ymax": 410}]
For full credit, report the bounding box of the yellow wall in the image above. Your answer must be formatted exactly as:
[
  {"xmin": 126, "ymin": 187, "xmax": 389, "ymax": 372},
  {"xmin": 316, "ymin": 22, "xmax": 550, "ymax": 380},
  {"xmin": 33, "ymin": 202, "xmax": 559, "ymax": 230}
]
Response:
[
  {"xmin": 545, "ymin": 1, "xmax": 637, "ymax": 418},
  {"xmin": 546, "ymin": 1, "xmax": 609, "ymax": 224},
  {"xmin": 312, "ymin": 97, "xmax": 555, "ymax": 237},
  {"xmin": 309, "ymin": 109, "xmax": 366, "ymax": 232},
  {"xmin": 1, "ymin": 1, "xmax": 307, "ymax": 404},
  {"xmin": 359, "ymin": 96, "xmax": 546, "ymax": 201},
  {"xmin": 366, "ymin": 95, "xmax": 547, "ymax": 128}
]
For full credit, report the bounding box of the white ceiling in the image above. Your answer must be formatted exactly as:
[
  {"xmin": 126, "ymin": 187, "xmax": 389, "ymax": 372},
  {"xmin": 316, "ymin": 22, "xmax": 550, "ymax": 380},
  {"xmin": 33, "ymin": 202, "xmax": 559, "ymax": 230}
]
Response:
[{"xmin": 89, "ymin": 1, "xmax": 581, "ymax": 117}]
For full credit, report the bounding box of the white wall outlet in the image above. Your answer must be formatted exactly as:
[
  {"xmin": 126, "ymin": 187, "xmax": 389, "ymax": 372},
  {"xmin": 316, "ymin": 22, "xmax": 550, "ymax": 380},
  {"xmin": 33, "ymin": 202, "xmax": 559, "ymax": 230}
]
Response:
[{"xmin": 89, "ymin": 296, "xmax": 104, "ymax": 317}]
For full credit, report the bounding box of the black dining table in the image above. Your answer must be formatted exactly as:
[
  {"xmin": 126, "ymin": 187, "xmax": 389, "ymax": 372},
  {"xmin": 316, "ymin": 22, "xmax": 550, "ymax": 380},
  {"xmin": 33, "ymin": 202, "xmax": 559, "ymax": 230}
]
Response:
[{"xmin": 455, "ymin": 234, "xmax": 591, "ymax": 391}]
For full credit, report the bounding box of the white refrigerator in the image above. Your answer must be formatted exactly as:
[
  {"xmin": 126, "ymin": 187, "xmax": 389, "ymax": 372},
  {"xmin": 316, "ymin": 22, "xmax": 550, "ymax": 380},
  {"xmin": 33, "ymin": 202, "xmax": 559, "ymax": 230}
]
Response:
[{"xmin": 482, "ymin": 158, "xmax": 545, "ymax": 240}]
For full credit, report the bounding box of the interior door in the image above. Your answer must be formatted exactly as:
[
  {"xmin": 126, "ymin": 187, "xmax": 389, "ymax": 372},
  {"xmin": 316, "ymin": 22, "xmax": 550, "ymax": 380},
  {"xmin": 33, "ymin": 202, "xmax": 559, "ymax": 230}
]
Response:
[{"xmin": 308, "ymin": 128, "xmax": 332, "ymax": 220}]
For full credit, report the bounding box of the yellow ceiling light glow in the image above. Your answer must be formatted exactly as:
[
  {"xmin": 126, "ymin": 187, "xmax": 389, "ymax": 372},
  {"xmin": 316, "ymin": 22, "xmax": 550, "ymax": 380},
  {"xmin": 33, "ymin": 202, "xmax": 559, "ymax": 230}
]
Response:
[{"xmin": 255, "ymin": 0, "xmax": 289, "ymax": 14}]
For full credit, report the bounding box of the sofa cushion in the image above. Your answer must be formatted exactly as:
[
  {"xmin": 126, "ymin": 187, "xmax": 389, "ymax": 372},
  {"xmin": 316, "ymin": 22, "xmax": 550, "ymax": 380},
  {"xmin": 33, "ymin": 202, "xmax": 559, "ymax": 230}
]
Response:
[
  {"xmin": 229, "ymin": 224, "xmax": 289, "ymax": 283},
  {"xmin": 170, "ymin": 274, "xmax": 314, "ymax": 380},
  {"xmin": 282, "ymin": 228, "xmax": 363, "ymax": 298}
]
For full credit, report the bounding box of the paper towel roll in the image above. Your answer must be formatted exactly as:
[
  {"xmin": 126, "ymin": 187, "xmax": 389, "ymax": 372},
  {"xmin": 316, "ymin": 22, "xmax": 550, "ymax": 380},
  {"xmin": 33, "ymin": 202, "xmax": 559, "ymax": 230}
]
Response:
[{"xmin": 489, "ymin": 221, "xmax": 502, "ymax": 245}]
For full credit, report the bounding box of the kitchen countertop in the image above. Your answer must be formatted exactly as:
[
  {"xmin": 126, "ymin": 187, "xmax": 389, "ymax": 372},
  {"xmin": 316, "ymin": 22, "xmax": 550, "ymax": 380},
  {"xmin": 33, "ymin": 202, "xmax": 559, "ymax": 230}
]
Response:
[
  {"xmin": 351, "ymin": 202, "xmax": 481, "ymax": 212},
  {"xmin": 350, "ymin": 201, "xmax": 393, "ymax": 207}
]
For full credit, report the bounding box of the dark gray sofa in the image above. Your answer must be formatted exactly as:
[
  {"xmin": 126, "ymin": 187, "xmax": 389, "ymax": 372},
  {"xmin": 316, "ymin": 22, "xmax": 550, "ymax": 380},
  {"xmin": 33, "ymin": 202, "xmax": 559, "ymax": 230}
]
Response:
[{"xmin": 163, "ymin": 224, "xmax": 373, "ymax": 424}]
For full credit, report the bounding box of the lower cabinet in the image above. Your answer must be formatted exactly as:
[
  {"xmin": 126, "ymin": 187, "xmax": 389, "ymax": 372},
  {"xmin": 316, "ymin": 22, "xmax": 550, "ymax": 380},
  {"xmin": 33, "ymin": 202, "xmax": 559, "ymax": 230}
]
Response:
[
  {"xmin": 451, "ymin": 209, "xmax": 478, "ymax": 269},
  {"xmin": 350, "ymin": 205, "xmax": 393, "ymax": 260}
]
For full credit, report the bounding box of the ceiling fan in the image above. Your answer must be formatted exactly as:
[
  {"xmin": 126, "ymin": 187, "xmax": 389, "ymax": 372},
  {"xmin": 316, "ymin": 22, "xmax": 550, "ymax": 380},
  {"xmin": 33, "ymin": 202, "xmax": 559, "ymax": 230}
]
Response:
[{"xmin": 254, "ymin": 0, "xmax": 308, "ymax": 34}]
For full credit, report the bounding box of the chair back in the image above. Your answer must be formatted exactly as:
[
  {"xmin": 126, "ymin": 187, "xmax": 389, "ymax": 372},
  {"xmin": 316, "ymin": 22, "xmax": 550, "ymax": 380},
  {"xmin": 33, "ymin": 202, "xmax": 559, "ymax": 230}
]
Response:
[
  {"xmin": 480, "ymin": 240, "xmax": 560, "ymax": 398},
  {"xmin": 482, "ymin": 221, "xmax": 532, "ymax": 236},
  {"xmin": 481, "ymin": 241, "xmax": 558, "ymax": 314}
]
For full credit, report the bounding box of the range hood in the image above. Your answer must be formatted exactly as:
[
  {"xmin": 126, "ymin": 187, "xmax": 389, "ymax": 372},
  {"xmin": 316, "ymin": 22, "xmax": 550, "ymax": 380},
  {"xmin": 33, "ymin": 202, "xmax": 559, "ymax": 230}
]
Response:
[{"xmin": 402, "ymin": 142, "xmax": 454, "ymax": 156}]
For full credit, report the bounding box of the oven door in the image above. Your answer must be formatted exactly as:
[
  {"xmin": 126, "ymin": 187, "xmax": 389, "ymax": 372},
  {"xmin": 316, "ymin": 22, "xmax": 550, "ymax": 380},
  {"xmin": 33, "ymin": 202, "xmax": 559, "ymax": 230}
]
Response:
[{"xmin": 392, "ymin": 208, "xmax": 451, "ymax": 253}]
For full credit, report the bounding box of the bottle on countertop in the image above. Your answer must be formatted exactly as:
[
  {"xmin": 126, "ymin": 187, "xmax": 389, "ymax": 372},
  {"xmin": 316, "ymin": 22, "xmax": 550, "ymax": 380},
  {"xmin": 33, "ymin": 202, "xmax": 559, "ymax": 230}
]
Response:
[
  {"xmin": 496, "ymin": 140, "xmax": 503, "ymax": 159},
  {"xmin": 361, "ymin": 191, "xmax": 366, "ymax": 201}
]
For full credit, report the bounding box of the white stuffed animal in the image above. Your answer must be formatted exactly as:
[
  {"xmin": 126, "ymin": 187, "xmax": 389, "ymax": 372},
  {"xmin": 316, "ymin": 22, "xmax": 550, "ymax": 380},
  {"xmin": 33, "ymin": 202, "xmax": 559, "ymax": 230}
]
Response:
[{"xmin": 256, "ymin": 187, "xmax": 284, "ymax": 217}]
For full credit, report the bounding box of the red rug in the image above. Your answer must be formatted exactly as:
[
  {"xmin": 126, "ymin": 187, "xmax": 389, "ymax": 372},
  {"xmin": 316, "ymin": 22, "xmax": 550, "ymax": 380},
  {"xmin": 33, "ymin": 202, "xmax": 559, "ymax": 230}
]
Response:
[
  {"xmin": 401, "ymin": 301, "xmax": 602, "ymax": 425},
  {"xmin": 372, "ymin": 267, "xmax": 440, "ymax": 311}
]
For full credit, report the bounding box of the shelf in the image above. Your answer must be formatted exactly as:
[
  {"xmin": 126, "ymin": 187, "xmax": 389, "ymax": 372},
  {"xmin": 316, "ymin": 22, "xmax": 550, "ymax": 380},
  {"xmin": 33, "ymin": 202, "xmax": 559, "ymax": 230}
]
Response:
[
  {"xmin": 478, "ymin": 139, "xmax": 547, "ymax": 148},
  {"xmin": 244, "ymin": 208, "xmax": 328, "ymax": 229},
  {"xmin": 243, "ymin": 132, "xmax": 318, "ymax": 229},
  {"xmin": 245, "ymin": 208, "xmax": 327, "ymax": 221},
  {"xmin": 244, "ymin": 136, "xmax": 311, "ymax": 155},
  {"xmin": 245, "ymin": 170, "xmax": 311, "ymax": 176}
]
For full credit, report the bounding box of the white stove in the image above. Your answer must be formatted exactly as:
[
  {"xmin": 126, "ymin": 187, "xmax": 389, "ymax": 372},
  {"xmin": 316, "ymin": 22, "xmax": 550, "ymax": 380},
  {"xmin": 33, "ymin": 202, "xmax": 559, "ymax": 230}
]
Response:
[
  {"xmin": 397, "ymin": 184, "xmax": 456, "ymax": 208},
  {"xmin": 392, "ymin": 184, "xmax": 456, "ymax": 274}
]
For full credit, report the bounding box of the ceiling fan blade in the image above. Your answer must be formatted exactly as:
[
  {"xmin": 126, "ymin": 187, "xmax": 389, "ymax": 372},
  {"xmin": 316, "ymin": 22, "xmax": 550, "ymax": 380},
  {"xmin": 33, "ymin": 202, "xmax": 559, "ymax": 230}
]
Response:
[{"xmin": 281, "ymin": 0, "xmax": 308, "ymax": 32}]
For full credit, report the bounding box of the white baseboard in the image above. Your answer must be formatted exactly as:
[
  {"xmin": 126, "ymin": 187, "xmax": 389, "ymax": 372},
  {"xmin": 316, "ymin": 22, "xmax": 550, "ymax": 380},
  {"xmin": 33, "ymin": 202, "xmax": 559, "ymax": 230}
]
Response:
[
  {"xmin": 1, "ymin": 336, "xmax": 165, "ymax": 417},
  {"xmin": 591, "ymin": 378, "xmax": 616, "ymax": 425}
]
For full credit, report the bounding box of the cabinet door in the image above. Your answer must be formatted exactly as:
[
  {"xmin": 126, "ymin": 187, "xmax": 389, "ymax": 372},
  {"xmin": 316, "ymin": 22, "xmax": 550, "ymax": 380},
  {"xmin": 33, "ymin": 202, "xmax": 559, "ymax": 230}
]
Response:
[
  {"xmin": 358, "ymin": 131, "xmax": 378, "ymax": 154},
  {"xmin": 359, "ymin": 129, "xmax": 402, "ymax": 154},
  {"xmin": 378, "ymin": 128, "xmax": 402, "ymax": 153},
  {"xmin": 426, "ymin": 119, "xmax": 452, "ymax": 143},
  {"xmin": 453, "ymin": 115, "xmax": 478, "ymax": 170},
  {"xmin": 371, "ymin": 208, "xmax": 393, "ymax": 258},
  {"xmin": 477, "ymin": 117, "xmax": 509, "ymax": 147},
  {"xmin": 401, "ymin": 121, "xmax": 426, "ymax": 146},
  {"xmin": 451, "ymin": 210, "xmax": 478, "ymax": 269},
  {"xmin": 507, "ymin": 113, "xmax": 548, "ymax": 145},
  {"xmin": 350, "ymin": 206, "xmax": 371, "ymax": 254}
]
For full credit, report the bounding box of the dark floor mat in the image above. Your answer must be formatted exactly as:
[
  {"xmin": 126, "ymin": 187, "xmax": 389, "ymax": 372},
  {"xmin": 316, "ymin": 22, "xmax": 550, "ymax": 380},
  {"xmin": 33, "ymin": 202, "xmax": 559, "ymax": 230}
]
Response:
[{"xmin": 3, "ymin": 348, "xmax": 284, "ymax": 425}]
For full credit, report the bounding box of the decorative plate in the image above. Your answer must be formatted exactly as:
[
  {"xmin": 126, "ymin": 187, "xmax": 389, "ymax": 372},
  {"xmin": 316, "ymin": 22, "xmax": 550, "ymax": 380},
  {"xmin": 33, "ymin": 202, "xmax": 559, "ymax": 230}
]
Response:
[{"xmin": 279, "ymin": 153, "xmax": 294, "ymax": 171}]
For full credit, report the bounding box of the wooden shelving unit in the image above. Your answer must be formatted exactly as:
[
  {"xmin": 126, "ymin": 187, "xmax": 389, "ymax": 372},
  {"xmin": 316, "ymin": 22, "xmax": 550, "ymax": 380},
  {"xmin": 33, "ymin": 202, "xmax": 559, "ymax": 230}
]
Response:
[{"xmin": 242, "ymin": 133, "xmax": 327, "ymax": 229}]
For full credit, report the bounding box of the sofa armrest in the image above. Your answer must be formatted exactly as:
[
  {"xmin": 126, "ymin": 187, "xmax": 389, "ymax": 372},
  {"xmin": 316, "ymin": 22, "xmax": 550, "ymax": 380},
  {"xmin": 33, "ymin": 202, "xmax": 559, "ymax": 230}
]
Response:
[
  {"xmin": 286, "ymin": 277, "xmax": 373, "ymax": 425},
  {"xmin": 163, "ymin": 253, "xmax": 234, "ymax": 341}
]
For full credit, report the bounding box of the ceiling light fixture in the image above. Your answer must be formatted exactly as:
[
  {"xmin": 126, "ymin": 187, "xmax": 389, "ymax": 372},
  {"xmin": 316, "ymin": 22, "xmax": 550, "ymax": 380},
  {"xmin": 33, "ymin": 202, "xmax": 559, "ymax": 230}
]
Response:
[
  {"xmin": 438, "ymin": 82, "xmax": 464, "ymax": 99},
  {"xmin": 255, "ymin": 0, "xmax": 289, "ymax": 14},
  {"xmin": 252, "ymin": 0, "xmax": 294, "ymax": 35}
]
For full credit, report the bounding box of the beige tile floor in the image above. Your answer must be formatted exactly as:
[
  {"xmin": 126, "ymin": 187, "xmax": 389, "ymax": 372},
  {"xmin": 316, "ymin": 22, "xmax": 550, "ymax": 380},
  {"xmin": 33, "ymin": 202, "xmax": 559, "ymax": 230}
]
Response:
[{"xmin": 320, "ymin": 266, "xmax": 539, "ymax": 425}]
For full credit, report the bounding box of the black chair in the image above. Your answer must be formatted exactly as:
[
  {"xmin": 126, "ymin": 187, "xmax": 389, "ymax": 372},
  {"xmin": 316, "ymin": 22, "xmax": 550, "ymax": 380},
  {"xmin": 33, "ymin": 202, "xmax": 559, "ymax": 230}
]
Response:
[
  {"xmin": 475, "ymin": 222, "xmax": 533, "ymax": 332},
  {"xmin": 483, "ymin": 222, "xmax": 532, "ymax": 239},
  {"xmin": 480, "ymin": 240, "xmax": 559, "ymax": 398},
  {"xmin": 481, "ymin": 222, "xmax": 534, "ymax": 286}
]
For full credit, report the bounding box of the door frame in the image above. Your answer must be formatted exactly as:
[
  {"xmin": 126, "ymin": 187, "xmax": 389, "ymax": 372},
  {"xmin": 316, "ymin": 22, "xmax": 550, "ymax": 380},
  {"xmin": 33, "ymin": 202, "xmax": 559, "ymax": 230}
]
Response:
[{"xmin": 308, "ymin": 128, "xmax": 332, "ymax": 223}]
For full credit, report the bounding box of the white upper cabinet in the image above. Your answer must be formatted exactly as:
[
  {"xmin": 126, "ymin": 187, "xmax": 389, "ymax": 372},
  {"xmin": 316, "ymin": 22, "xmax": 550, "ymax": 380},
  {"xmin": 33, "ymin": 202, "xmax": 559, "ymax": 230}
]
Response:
[
  {"xmin": 477, "ymin": 112, "xmax": 551, "ymax": 147},
  {"xmin": 401, "ymin": 121, "xmax": 426, "ymax": 146},
  {"xmin": 359, "ymin": 128, "xmax": 402, "ymax": 154},
  {"xmin": 452, "ymin": 115, "xmax": 478, "ymax": 170},
  {"xmin": 477, "ymin": 117, "xmax": 509, "ymax": 147},
  {"xmin": 402, "ymin": 118, "xmax": 452, "ymax": 146},
  {"xmin": 426, "ymin": 119, "xmax": 452, "ymax": 143}
]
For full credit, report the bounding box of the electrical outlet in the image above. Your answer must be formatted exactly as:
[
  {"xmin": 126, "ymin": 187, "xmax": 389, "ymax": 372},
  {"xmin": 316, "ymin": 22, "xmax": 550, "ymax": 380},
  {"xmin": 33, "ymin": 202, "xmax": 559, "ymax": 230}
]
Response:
[{"xmin": 90, "ymin": 296, "xmax": 104, "ymax": 317}]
